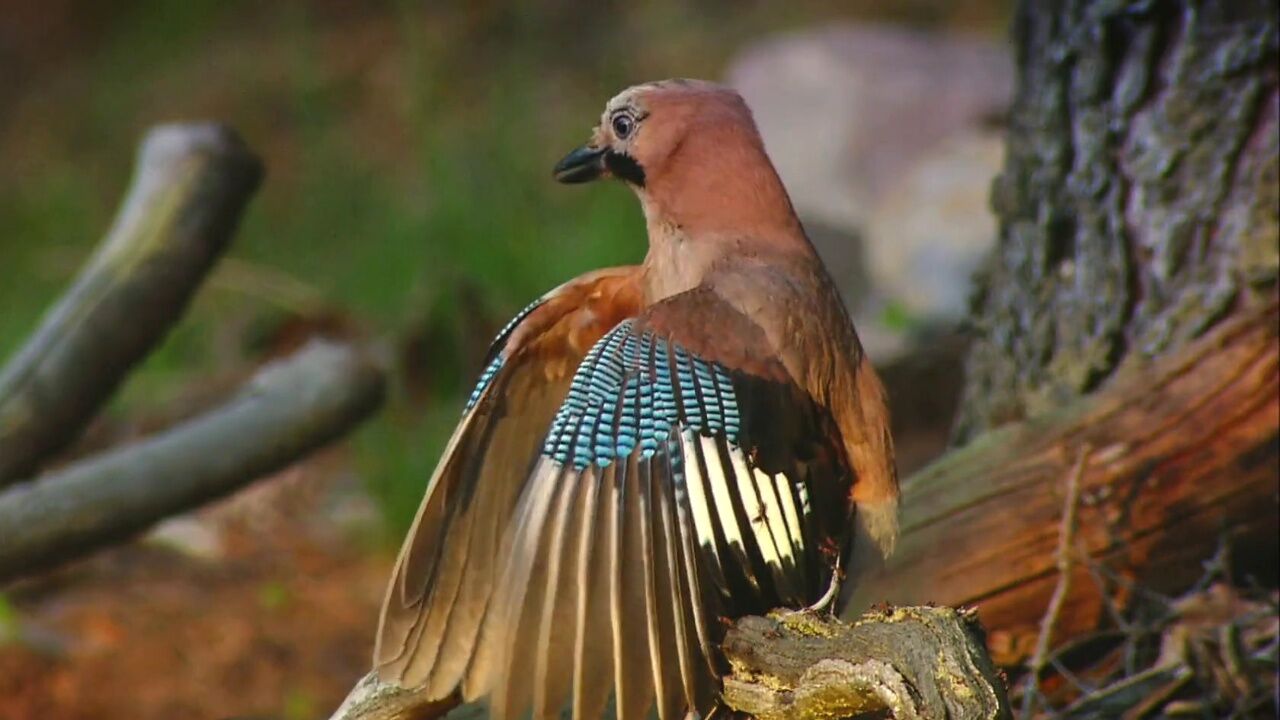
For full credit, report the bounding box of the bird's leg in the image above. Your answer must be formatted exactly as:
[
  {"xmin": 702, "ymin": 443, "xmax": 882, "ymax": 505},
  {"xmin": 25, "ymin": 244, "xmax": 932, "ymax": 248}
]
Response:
[
  {"xmin": 768, "ymin": 556, "xmax": 839, "ymax": 622},
  {"xmin": 767, "ymin": 555, "xmax": 845, "ymax": 644},
  {"xmin": 803, "ymin": 553, "xmax": 845, "ymax": 615},
  {"xmin": 805, "ymin": 562, "xmax": 843, "ymax": 615}
]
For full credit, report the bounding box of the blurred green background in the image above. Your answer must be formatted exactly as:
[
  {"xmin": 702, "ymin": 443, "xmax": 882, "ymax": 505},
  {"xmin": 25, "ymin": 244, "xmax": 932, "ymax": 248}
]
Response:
[{"xmin": 0, "ymin": 0, "xmax": 1005, "ymax": 537}]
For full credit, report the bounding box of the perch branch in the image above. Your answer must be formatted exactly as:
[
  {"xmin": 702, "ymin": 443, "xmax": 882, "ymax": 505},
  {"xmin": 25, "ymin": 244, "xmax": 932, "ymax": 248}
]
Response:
[
  {"xmin": 720, "ymin": 607, "xmax": 1011, "ymax": 720},
  {"xmin": 0, "ymin": 340, "xmax": 385, "ymax": 583},
  {"xmin": 0, "ymin": 123, "xmax": 263, "ymax": 485},
  {"xmin": 329, "ymin": 607, "xmax": 1011, "ymax": 720}
]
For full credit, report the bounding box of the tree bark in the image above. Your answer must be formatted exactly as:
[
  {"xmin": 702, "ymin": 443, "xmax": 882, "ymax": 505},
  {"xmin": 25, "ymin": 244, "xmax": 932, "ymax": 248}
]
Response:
[
  {"xmin": 720, "ymin": 608, "xmax": 1010, "ymax": 720},
  {"xmin": 0, "ymin": 124, "xmax": 263, "ymax": 485},
  {"xmin": 847, "ymin": 299, "xmax": 1278, "ymax": 666},
  {"xmin": 0, "ymin": 340, "xmax": 385, "ymax": 583},
  {"xmin": 955, "ymin": 0, "xmax": 1279, "ymax": 441}
]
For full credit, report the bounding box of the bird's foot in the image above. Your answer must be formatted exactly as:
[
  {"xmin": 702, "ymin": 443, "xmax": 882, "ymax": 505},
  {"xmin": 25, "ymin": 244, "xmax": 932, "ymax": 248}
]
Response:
[{"xmin": 803, "ymin": 569, "xmax": 842, "ymax": 615}]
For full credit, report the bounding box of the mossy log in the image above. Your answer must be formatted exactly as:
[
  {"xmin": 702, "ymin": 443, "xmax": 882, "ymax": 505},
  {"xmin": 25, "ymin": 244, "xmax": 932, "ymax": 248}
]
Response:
[{"xmin": 720, "ymin": 608, "xmax": 1009, "ymax": 720}]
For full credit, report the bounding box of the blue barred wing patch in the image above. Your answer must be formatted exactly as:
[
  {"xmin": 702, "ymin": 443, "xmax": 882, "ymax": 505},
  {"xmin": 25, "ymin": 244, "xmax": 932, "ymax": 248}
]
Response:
[
  {"xmin": 542, "ymin": 320, "xmax": 742, "ymax": 469},
  {"xmin": 463, "ymin": 297, "xmax": 544, "ymax": 412}
]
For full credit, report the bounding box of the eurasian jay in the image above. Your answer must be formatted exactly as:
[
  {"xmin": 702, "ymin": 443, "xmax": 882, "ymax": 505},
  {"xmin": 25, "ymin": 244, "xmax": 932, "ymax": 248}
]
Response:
[{"xmin": 374, "ymin": 79, "xmax": 898, "ymax": 720}]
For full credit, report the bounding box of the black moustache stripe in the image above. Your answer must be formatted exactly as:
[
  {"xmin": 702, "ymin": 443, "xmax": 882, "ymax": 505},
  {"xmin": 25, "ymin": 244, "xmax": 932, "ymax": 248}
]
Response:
[{"xmin": 604, "ymin": 151, "xmax": 646, "ymax": 187}]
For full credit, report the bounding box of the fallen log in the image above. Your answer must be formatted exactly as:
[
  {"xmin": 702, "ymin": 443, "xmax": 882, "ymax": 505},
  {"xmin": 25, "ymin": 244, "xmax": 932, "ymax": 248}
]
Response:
[{"xmin": 847, "ymin": 299, "xmax": 1280, "ymax": 666}]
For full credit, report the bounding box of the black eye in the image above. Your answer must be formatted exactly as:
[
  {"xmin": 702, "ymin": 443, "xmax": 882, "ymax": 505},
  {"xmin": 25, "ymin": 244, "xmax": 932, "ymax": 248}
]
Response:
[{"xmin": 611, "ymin": 113, "xmax": 635, "ymax": 139}]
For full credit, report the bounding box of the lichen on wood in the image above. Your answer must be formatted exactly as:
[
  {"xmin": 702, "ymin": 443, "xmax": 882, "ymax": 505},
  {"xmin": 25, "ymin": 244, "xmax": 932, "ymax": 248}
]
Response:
[{"xmin": 721, "ymin": 607, "xmax": 1011, "ymax": 720}]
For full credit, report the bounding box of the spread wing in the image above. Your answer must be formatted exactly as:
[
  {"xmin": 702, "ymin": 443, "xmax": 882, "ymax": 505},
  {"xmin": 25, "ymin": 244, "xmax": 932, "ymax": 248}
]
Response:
[
  {"xmin": 374, "ymin": 267, "xmax": 643, "ymax": 697},
  {"xmin": 376, "ymin": 282, "xmax": 854, "ymax": 720}
]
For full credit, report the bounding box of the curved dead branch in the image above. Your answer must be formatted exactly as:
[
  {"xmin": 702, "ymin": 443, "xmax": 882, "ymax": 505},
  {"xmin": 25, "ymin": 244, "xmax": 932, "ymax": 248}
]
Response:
[
  {"xmin": 0, "ymin": 340, "xmax": 385, "ymax": 583},
  {"xmin": 0, "ymin": 123, "xmax": 263, "ymax": 485}
]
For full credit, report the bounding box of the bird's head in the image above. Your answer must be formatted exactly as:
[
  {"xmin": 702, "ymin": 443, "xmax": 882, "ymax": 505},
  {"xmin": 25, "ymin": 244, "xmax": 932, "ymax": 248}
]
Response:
[
  {"xmin": 554, "ymin": 78, "xmax": 802, "ymax": 251},
  {"xmin": 552, "ymin": 79, "xmax": 767, "ymax": 186}
]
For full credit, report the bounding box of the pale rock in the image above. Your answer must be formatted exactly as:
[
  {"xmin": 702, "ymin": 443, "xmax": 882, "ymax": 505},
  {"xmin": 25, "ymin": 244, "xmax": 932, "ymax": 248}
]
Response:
[
  {"xmin": 146, "ymin": 515, "xmax": 223, "ymax": 560},
  {"xmin": 865, "ymin": 131, "xmax": 1005, "ymax": 322},
  {"xmin": 728, "ymin": 23, "xmax": 1011, "ymax": 359},
  {"xmin": 728, "ymin": 23, "xmax": 1011, "ymax": 234}
]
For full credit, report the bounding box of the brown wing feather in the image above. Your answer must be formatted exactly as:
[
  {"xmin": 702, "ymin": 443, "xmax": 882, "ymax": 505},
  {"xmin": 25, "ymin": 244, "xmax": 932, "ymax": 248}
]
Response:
[{"xmin": 374, "ymin": 267, "xmax": 642, "ymax": 693}]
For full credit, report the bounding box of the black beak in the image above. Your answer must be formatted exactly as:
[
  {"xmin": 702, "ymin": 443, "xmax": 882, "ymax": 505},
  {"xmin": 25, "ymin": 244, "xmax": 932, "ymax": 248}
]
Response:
[{"xmin": 553, "ymin": 145, "xmax": 606, "ymax": 184}]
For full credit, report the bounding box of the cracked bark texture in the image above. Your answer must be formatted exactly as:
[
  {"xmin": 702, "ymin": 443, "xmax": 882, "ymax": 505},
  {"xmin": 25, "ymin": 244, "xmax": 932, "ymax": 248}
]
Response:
[{"xmin": 955, "ymin": 0, "xmax": 1279, "ymax": 441}]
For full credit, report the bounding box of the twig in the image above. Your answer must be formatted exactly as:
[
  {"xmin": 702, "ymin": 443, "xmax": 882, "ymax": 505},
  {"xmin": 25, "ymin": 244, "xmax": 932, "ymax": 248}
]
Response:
[
  {"xmin": 211, "ymin": 256, "xmax": 329, "ymax": 315},
  {"xmin": 0, "ymin": 340, "xmax": 385, "ymax": 583},
  {"xmin": 1021, "ymin": 444, "xmax": 1089, "ymax": 717}
]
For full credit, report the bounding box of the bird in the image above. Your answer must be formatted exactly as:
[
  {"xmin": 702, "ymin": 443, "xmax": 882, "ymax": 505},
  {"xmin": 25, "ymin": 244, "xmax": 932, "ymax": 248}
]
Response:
[{"xmin": 373, "ymin": 78, "xmax": 898, "ymax": 720}]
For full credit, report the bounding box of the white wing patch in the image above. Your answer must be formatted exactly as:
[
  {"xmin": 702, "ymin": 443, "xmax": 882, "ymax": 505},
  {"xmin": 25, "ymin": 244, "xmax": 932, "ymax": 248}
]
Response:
[
  {"xmin": 740, "ymin": 453, "xmax": 796, "ymax": 569},
  {"xmin": 696, "ymin": 433, "xmax": 747, "ymax": 555},
  {"xmin": 674, "ymin": 430, "xmax": 813, "ymax": 600},
  {"xmin": 679, "ymin": 430, "xmax": 724, "ymax": 578}
]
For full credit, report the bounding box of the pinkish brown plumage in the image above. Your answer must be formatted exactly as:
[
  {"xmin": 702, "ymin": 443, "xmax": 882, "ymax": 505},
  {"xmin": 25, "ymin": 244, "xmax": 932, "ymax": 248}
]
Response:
[{"xmin": 375, "ymin": 78, "xmax": 898, "ymax": 720}]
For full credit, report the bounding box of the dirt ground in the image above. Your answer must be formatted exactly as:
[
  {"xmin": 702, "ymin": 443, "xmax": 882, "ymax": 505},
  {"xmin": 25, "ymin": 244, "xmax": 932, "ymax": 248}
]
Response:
[{"xmin": 0, "ymin": 454, "xmax": 393, "ymax": 720}]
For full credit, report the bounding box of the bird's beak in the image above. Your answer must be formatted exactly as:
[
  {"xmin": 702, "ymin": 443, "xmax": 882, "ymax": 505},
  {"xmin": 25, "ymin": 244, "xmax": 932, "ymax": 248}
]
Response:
[{"xmin": 553, "ymin": 145, "xmax": 606, "ymax": 184}]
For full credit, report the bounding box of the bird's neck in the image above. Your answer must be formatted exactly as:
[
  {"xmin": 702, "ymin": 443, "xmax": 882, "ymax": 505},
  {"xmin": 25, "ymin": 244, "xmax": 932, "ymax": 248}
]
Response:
[
  {"xmin": 636, "ymin": 188, "xmax": 813, "ymax": 304},
  {"xmin": 633, "ymin": 135, "xmax": 814, "ymax": 304},
  {"xmin": 639, "ymin": 219, "xmax": 716, "ymax": 302}
]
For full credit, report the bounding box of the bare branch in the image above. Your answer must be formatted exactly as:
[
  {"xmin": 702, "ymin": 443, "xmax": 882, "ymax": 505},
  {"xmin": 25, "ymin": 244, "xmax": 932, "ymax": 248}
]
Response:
[
  {"xmin": 0, "ymin": 123, "xmax": 263, "ymax": 485},
  {"xmin": 0, "ymin": 340, "xmax": 384, "ymax": 583}
]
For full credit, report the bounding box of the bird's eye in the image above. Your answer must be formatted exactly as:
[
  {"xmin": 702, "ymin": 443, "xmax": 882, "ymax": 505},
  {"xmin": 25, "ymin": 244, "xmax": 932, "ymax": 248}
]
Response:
[{"xmin": 611, "ymin": 113, "xmax": 635, "ymax": 139}]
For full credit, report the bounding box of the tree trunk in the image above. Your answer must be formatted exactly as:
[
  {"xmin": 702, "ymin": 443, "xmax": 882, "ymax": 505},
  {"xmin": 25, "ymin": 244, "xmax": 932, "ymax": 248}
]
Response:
[{"xmin": 955, "ymin": 0, "xmax": 1278, "ymax": 442}]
